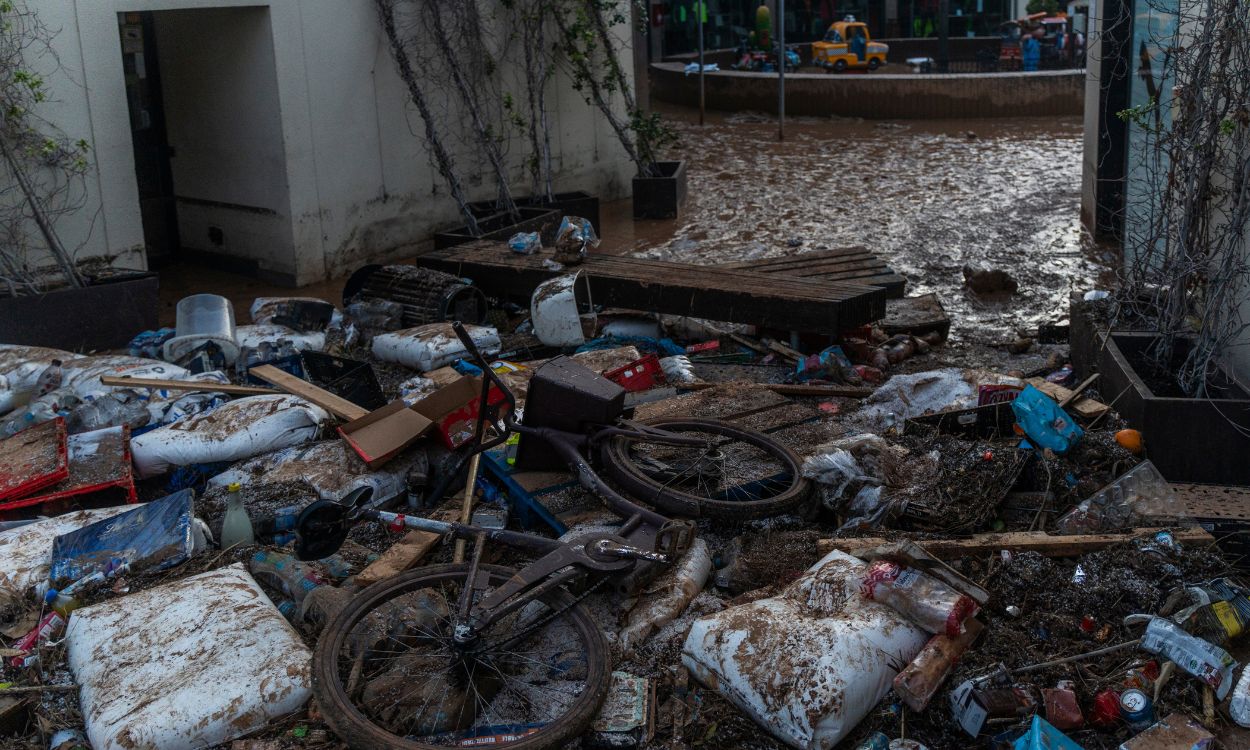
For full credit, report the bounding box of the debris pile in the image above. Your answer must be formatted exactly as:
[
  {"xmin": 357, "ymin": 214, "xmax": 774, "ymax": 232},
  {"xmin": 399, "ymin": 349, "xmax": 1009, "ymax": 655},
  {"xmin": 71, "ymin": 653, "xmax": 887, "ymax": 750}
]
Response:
[{"xmin": 0, "ymin": 236, "xmax": 1246, "ymax": 750}]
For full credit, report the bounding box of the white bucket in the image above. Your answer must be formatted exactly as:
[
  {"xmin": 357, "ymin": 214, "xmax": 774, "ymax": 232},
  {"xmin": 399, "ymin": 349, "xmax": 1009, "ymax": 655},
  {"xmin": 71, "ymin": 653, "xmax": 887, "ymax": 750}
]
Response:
[{"xmin": 531, "ymin": 272, "xmax": 596, "ymax": 348}]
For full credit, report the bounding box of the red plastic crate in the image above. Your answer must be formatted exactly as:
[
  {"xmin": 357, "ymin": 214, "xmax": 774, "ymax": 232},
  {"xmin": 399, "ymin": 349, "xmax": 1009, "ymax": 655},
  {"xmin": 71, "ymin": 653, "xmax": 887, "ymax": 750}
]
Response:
[{"xmin": 604, "ymin": 354, "xmax": 666, "ymax": 393}]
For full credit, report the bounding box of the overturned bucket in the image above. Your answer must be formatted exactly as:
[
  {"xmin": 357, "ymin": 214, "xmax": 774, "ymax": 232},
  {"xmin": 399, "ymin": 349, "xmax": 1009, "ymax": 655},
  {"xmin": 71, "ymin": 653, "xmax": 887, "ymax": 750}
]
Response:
[
  {"xmin": 163, "ymin": 294, "xmax": 240, "ymax": 365},
  {"xmin": 531, "ymin": 272, "xmax": 596, "ymax": 348}
]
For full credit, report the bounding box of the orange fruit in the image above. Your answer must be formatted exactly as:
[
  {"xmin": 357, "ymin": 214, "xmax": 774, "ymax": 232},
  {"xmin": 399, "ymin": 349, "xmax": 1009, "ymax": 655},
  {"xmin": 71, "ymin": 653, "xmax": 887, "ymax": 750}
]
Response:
[{"xmin": 1115, "ymin": 429, "xmax": 1144, "ymax": 455}]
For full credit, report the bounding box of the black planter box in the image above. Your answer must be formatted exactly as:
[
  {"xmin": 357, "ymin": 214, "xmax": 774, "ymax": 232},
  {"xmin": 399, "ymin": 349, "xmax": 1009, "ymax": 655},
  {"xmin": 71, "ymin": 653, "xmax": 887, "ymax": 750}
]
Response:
[
  {"xmin": 0, "ymin": 272, "xmax": 159, "ymax": 352},
  {"xmin": 433, "ymin": 207, "xmax": 560, "ymax": 250},
  {"xmin": 1098, "ymin": 331, "xmax": 1250, "ymax": 484},
  {"xmin": 633, "ymin": 160, "xmax": 687, "ymax": 220},
  {"xmin": 469, "ymin": 191, "xmax": 601, "ymax": 236}
]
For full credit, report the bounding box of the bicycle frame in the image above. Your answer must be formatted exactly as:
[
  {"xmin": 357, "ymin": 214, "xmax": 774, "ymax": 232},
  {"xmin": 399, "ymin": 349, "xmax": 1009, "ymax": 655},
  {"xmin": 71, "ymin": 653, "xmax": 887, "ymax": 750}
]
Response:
[{"xmin": 321, "ymin": 322, "xmax": 699, "ymax": 641}]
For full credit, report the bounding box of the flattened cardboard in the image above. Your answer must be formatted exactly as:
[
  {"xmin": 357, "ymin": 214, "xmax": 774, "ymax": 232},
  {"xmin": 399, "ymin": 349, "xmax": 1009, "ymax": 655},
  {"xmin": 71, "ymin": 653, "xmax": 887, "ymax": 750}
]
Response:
[
  {"xmin": 413, "ymin": 376, "xmax": 507, "ymax": 449},
  {"xmin": 338, "ymin": 401, "xmax": 433, "ymax": 469}
]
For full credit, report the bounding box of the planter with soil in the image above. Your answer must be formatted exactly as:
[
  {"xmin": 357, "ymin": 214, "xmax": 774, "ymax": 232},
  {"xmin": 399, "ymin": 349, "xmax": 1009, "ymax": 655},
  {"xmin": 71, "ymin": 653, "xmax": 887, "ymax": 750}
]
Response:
[
  {"xmin": 1098, "ymin": 331, "xmax": 1250, "ymax": 484},
  {"xmin": 0, "ymin": 272, "xmax": 159, "ymax": 352},
  {"xmin": 433, "ymin": 207, "xmax": 560, "ymax": 250},
  {"xmin": 633, "ymin": 160, "xmax": 687, "ymax": 220},
  {"xmin": 468, "ymin": 191, "xmax": 601, "ymax": 236}
]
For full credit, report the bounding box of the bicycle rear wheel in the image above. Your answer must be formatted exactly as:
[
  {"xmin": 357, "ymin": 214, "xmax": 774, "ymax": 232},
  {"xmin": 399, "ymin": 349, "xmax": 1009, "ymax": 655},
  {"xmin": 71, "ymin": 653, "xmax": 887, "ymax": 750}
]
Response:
[
  {"xmin": 599, "ymin": 418, "xmax": 809, "ymax": 520},
  {"xmin": 312, "ymin": 564, "xmax": 610, "ymax": 750}
]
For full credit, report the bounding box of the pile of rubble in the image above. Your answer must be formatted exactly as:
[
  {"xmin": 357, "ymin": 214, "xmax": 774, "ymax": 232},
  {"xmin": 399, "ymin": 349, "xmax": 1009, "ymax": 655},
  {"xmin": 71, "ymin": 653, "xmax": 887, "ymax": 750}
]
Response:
[{"xmin": 0, "ymin": 244, "xmax": 1246, "ymax": 750}]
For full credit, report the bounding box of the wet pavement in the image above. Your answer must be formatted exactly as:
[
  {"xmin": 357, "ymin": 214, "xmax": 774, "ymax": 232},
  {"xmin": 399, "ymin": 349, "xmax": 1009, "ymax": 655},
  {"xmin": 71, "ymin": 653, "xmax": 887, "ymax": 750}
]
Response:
[{"xmin": 597, "ymin": 106, "xmax": 1116, "ymax": 346}]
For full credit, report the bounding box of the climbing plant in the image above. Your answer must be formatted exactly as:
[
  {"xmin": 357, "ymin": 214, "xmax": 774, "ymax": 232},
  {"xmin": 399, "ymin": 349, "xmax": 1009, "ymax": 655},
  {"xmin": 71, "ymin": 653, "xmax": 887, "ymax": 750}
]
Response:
[
  {"xmin": 0, "ymin": 0, "xmax": 90, "ymax": 295},
  {"xmin": 1114, "ymin": 0, "xmax": 1250, "ymax": 396}
]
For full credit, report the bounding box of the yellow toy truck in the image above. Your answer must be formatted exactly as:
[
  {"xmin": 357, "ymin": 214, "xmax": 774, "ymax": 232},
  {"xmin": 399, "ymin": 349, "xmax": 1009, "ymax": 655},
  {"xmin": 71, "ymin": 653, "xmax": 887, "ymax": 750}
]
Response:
[{"xmin": 812, "ymin": 21, "xmax": 889, "ymax": 72}]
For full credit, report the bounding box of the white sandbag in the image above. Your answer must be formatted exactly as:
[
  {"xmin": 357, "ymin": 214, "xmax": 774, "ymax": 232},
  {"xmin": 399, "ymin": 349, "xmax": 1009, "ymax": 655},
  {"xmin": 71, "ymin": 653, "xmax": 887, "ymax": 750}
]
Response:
[
  {"xmin": 130, "ymin": 394, "xmax": 329, "ymax": 478},
  {"xmin": 66, "ymin": 563, "xmax": 312, "ymax": 750},
  {"xmin": 207, "ymin": 439, "xmax": 419, "ymax": 506},
  {"xmin": 61, "ymin": 355, "xmax": 192, "ymax": 400},
  {"xmin": 681, "ymin": 549, "xmax": 929, "ymax": 750},
  {"xmin": 372, "ymin": 322, "xmax": 501, "ymax": 372},
  {"xmin": 236, "ymin": 324, "xmax": 325, "ymax": 352},
  {"xmin": 0, "ymin": 345, "xmax": 82, "ymax": 412},
  {"xmin": 0, "ymin": 506, "xmax": 136, "ymax": 594}
]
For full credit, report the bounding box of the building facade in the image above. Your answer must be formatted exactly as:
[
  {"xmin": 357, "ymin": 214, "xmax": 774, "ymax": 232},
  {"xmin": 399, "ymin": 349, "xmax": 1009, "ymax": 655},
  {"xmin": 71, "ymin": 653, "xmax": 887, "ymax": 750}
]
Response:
[{"xmin": 22, "ymin": 0, "xmax": 636, "ymax": 287}]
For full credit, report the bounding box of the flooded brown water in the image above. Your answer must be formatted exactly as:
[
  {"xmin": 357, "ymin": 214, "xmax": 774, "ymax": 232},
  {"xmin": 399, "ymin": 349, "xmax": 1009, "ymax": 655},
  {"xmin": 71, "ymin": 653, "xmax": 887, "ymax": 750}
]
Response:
[{"xmin": 599, "ymin": 107, "xmax": 1115, "ymax": 344}]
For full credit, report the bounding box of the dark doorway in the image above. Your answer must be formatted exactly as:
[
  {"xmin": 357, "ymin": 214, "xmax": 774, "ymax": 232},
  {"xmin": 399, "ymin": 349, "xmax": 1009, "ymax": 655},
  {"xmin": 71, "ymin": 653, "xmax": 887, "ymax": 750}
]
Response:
[{"xmin": 119, "ymin": 11, "xmax": 179, "ymax": 265}]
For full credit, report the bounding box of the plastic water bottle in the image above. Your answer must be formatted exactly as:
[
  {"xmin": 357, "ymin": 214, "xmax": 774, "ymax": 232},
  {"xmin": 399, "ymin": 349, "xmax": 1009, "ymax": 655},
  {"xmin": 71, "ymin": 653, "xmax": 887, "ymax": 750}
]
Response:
[
  {"xmin": 35, "ymin": 360, "xmax": 63, "ymax": 396},
  {"xmin": 249, "ymin": 550, "xmax": 326, "ymax": 604},
  {"xmin": 220, "ymin": 482, "xmax": 255, "ymax": 548}
]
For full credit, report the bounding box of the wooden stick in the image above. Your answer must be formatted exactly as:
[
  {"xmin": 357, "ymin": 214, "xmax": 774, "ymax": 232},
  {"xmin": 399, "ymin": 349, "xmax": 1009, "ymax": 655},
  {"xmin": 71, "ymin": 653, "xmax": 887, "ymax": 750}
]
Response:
[
  {"xmin": 1012, "ymin": 639, "xmax": 1142, "ymax": 674},
  {"xmin": 0, "ymin": 683, "xmax": 78, "ymax": 694},
  {"xmin": 453, "ymin": 453, "xmax": 481, "ymax": 564},
  {"xmin": 681, "ymin": 381, "xmax": 874, "ymax": 399},
  {"xmin": 249, "ymin": 364, "xmax": 369, "ymax": 420},
  {"xmin": 99, "ymin": 375, "xmax": 277, "ymax": 396},
  {"xmin": 1058, "ymin": 373, "xmax": 1100, "ymax": 409},
  {"xmin": 355, "ymin": 501, "xmax": 463, "ymax": 586},
  {"xmin": 816, "ymin": 527, "xmax": 1215, "ymax": 559}
]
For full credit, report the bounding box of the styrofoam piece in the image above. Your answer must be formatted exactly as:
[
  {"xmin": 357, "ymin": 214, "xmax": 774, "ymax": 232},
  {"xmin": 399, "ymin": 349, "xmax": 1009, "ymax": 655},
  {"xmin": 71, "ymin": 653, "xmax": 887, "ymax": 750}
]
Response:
[
  {"xmin": 130, "ymin": 394, "xmax": 330, "ymax": 478},
  {"xmin": 531, "ymin": 272, "xmax": 595, "ymax": 348},
  {"xmin": 682, "ymin": 549, "xmax": 929, "ymax": 749},
  {"xmin": 0, "ymin": 505, "xmax": 135, "ymax": 594},
  {"xmin": 235, "ymin": 324, "xmax": 325, "ymax": 353},
  {"xmin": 67, "ymin": 563, "xmax": 312, "ymax": 750},
  {"xmin": 371, "ymin": 322, "xmax": 501, "ymax": 372}
]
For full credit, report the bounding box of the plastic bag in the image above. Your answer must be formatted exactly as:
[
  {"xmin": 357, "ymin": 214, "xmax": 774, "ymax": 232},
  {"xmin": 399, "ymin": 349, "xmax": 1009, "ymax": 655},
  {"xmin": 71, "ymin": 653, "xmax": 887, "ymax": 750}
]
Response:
[
  {"xmin": 659, "ymin": 354, "xmax": 699, "ymax": 385},
  {"xmin": 507, "ymin": 231, "xmax": 542, "ymax": 255},
  {"xmin": 1136, "ymin": 615, "xmax": 1238, "ymax": 699},
  {"xmin": 859, "ymin": 560, "xmax": 979, "ymax": 636},
  {"xmin": 131, "ymin": 394, "xmax": 329, "ymax": 478},
  {"xmin": 553, "ymin": 216, "xmax": 599, "ymax": 265},
  {"xmin": 1011, "ymin": 384, "xmax": 1083, "ymax": 454},
  {"xmin": 620, "ymin": 539, "xmax": 711, "ymax": 651},
  {"xmin": 802, "ymin": 450, "xmax": 876, "ymax": 509}
]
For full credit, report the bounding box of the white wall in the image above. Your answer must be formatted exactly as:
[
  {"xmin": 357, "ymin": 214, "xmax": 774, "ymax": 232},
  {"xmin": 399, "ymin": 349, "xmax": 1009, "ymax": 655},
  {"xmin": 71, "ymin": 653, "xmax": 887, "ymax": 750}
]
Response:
[{"xmin": 20, "ymin": 0, "xmax": 637, "ymax": 286}]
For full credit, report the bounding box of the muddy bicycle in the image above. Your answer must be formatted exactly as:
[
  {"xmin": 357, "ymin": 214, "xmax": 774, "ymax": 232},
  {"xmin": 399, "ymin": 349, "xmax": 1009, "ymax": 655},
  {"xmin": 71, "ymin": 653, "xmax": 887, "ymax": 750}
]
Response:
[{"xmin": 294, "ymin": 322, "xmax": 809, "ymax": 749}]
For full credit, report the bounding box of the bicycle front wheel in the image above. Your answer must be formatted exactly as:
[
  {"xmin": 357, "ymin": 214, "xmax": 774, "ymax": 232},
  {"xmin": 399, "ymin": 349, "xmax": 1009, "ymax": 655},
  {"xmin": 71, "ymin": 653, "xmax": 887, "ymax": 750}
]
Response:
[
  {"xmin": 599, "ymin": 418, "xmax": 810, "ymax": 520},
  {"xmin": 312, "ymin": 563, "xmax": 610, "ymax": 750}
]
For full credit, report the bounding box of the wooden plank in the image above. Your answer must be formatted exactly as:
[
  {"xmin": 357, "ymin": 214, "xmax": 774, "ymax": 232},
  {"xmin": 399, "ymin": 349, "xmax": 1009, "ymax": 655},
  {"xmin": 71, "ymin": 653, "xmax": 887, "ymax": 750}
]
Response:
[
  {"xmin": 720, "ymin": 247, "xmax": 908, "ymax": 298},
  {"xmin": 681, "ymin": 381, "xmax": 873, "ymax": 398},
  {"xmin": 249, "ymin": 364, "xmax": 370, "ymax": 420},
  {"xmin": 816, "ymin": 527, "xmax": 1215, "ymax": 558},
  {"xmin": 356, "ymin": 501, "xmax": 468, "ymax": 586},
  {"xmin": 414, "ymin": 241, "xmax": 888, "ymax": 333},
  {"xmin": 1026, "ymin": 377, "xmax": 1110, "ymax": 419},
  {"xmin": 99, "ymin": 375, "xmax": 277, "ymax": 396},
  {"xmin": 880, "ymin": 293, "xmax": 951, "ymax": 339}
]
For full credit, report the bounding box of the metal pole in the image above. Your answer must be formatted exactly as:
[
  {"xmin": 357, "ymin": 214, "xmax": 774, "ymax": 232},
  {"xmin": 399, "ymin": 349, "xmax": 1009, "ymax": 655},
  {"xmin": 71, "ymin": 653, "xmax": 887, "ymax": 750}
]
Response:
[
  {"xmin": 777, "ymin": 0, "xmax": 785, "ymax": 141},
  {"xmin": 697, "ymin": 0, "xmax": 705, "ymax": 125}
]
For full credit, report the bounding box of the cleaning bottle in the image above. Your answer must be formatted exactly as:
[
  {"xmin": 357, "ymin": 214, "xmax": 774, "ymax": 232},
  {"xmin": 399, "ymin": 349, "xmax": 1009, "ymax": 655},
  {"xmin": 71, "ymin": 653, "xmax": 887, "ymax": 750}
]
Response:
[{"xmin": 220, "ymin": 482, "xmax": 255, "ymax": 548}]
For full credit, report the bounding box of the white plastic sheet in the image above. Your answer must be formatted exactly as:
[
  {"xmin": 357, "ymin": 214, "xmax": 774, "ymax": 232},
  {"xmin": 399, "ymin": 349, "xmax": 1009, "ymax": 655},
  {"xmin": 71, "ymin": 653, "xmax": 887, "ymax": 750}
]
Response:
[
  {"xmin": 131, "ymin": 394, "xmax": 329, "ymax": 478},
  {"xmin": 67, "ymin": 564, "xmax": 312, "ymax": 750}
]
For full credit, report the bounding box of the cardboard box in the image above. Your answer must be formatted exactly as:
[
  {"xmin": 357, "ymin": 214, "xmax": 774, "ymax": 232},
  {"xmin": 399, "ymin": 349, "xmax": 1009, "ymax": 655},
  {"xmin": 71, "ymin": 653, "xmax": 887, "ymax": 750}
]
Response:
[
  {"xmin": 413, "ymin": 376, "xmax": 508, "ymax": 450},
  {"xmin": 338, "ymin": 401, "xmax": 433, "ymax": 469}
]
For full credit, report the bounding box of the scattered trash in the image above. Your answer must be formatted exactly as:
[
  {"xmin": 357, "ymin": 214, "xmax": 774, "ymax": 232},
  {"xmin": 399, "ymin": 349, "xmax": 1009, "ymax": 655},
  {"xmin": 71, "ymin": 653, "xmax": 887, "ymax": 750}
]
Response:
[
  {"xmin": 1011, "ymin": 384, "xmax": 1083, "ymax": 454},
  {"xmin": 1011, "ymin": 716, "xmax": 1081, "ymax": 750},
  {"xmin": 1131, "ymin": 614, "xmax": 1238, "ymax": 699},
  {"xmin": 588, "ymin": 672, "xmax": 656, "ymax": 748},
  {"xmin": 66, "ymin": 563, "xmax": 312, "ymax": 750},
  {"xmin": 0, "ymin": 505, "xmax": 135, "ymax": 594},
  {"xmin": 620, "ymin": 538, "xmax": 711, "ymax": 651},
  {"xmin": 553, "ymin": 215, "xmax": 599, "ymax": 265},
  {"xmin": 164, "ymin": 293, "xmax": 241, "ymax": 366},
  {"xmin": 1055, "ymin": 461, "xmax": 1185, "ymax": 533},
  {"xmin": 508, "ymin": 230, "xmax": 542, "ymax": 254},
  {"xmin": 1118, "ymin": 712, "xmax": 1214, "ymax": 749}
]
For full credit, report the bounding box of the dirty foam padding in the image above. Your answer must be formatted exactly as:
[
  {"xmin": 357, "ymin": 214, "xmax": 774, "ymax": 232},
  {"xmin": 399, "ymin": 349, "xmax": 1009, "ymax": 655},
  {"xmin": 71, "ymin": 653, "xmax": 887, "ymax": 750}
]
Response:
[{"xmin": 67, "ymin": 563, "xmax": 312, "ymax": 750}]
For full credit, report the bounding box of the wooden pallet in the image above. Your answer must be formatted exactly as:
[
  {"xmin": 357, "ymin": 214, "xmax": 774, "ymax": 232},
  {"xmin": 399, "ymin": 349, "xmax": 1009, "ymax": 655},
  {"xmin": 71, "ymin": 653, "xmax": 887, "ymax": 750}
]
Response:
[
  {"xmin": 414, "ymin": 241, "xmax": 888, "ymax": 333},
  {"xmin": 720, "ymin": 246, "xmax": 908, "ymax": 299}
]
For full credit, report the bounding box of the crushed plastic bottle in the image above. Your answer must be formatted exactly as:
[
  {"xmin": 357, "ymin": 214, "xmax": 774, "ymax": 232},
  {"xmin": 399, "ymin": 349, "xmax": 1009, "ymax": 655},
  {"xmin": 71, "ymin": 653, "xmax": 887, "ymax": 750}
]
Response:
[
  {"xmin": 35, "ymin": 360, "xmax": 63, "ymax": 396},
  {"xmin": 249, "ymin": 550, "xmax": 327, "ymax": 605}
]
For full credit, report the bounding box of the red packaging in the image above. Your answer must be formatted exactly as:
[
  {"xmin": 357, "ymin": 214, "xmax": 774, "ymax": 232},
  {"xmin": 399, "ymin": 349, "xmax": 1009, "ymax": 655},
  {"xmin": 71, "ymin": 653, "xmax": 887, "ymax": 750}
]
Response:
[
  {"xmin": 859, "ymin": 560, "xmax": 979, "ymax": 636},
  {"xmin": 1090, "ymin": 690, "xmax": 1122, "ymax": 726},
  {"xmin": 977, "ymin": 384, "xmax": 1023, "ymax": 406},
  {"xmin": 9, "ymin": 611, "xmax": 65, "ymax": 668},
  {"xmin": 685, "ymin": 340, "xmax": 720, "ymax": 355},
  {"xmin": 1043, "ymin": 682, "xmax": 1084, "ymax": 730},
  {"xmin": 604, "ymin": 355, "xmax": 666, "ymax": 393}
]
